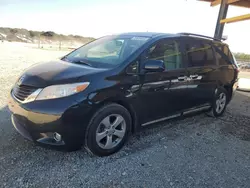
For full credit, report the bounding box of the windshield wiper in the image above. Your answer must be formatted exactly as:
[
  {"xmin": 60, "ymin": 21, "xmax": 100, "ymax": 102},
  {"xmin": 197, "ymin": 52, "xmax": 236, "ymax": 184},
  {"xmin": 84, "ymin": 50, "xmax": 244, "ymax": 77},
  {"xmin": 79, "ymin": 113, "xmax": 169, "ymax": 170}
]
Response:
[
  {"xmin": 61, "ymin": 56, "xmax": 69, "ymax": 62},
  {"xmin": 71, "ymin": 60, "xmax": 92, "ymax": 67}
]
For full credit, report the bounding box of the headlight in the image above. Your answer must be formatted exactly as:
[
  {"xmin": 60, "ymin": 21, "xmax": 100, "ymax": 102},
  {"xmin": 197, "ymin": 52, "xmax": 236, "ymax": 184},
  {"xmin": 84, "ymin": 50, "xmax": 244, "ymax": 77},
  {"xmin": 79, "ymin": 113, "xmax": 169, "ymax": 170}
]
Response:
[{"xmin": 36, "ymin": 82, "xmax": 89, "ymax": 100}]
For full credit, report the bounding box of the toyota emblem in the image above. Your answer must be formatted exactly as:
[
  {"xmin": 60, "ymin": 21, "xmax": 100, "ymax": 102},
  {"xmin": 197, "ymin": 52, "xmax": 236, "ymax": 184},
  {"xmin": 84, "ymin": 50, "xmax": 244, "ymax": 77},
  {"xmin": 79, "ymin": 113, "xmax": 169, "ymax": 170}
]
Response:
[{"xmin": 17, "ymin": 75, "xmax": 25, "ymax": 85}]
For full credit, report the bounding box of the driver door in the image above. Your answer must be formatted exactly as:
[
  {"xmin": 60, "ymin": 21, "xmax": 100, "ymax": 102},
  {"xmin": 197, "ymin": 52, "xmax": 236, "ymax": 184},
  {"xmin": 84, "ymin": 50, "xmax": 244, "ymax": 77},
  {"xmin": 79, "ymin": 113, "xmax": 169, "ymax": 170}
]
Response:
[{"xmin": 138, "ymin": 38, "xmax": 189, "ymax": 124}]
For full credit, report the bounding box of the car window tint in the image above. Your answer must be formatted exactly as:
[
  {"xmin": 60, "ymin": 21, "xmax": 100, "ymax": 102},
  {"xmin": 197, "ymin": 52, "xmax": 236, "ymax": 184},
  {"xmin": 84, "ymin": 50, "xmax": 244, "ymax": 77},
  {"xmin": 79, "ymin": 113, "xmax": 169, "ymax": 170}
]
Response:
[
  {"xmin": 186, "ymin": 42, "xmax": 206, "ymax": 67},
  {"xmin": 216, "ymin": 51, "xmax": 228, "ymax": 65},
  {"xmin": 214, "ymin": 44, "xmax": 230, "ymax": 65},
  {"xmin": 228, "ymin": 51, "xmax": 235, "ymax": 64},
  {"xmin": 204, "ymin": 43, "xmax": 216, "ymax": 66},
  {"xmin": 146, "ymin": 40, "xmax": 182, "ymax": 70},
  {"xmin": 223, "ymin": 45, "xmax": 229, "ymax": 56},
  {"xmin": 87, "ymin": 39, "xmax": 124, "ymax": 58},
  {"xmin": 126, "ymin": 60, "xmax": 139, "ymax": 74},
  {"xmin": 225, "ymin": 46, "xmax": 235, "ymax": 64}
]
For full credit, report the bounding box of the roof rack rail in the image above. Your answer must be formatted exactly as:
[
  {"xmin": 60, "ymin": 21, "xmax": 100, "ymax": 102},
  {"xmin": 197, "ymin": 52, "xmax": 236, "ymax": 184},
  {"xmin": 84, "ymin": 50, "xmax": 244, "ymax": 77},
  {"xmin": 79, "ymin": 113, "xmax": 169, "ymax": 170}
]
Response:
[{"xmin": 178, "ymin": 32, "xmax": 224, "ymax": 41}]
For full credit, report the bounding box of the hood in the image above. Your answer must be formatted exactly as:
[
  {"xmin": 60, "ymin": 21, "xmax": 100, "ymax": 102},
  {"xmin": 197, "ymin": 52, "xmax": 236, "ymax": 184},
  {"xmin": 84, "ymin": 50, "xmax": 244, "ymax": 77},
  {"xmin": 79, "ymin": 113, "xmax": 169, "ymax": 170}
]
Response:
[{"xmin": 17, "ymin": 60, "xmax": 107, "ymax": 88}]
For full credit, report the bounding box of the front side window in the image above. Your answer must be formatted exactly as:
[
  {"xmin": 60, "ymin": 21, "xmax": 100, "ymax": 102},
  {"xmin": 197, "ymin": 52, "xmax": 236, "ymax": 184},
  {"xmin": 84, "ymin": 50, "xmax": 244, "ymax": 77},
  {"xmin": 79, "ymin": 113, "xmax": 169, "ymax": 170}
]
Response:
[
  {"xmin": 126, "ymin": 60, "xmax": 139, "ymax": 74},
  {"xmin": 63, "ymin": 36, "xmax": 149, "ymax": 68},
  {"xmin": 146, "ymin": 39, "xmax": 182, "ymax": 70}
]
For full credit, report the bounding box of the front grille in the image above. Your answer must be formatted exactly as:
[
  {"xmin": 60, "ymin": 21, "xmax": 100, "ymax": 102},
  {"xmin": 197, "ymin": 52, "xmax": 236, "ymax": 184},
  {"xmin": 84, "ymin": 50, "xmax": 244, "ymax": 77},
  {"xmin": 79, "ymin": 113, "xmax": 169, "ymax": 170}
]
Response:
[{"xmin": 12, "ymin": 84, "xmax": 37, "ymax": 102}]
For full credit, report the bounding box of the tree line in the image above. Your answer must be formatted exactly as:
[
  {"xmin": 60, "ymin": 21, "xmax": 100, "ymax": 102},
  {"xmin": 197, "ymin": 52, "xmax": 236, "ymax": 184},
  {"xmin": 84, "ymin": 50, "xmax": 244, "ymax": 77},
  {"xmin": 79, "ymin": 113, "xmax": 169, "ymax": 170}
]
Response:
[{"xmin": 233, "ymin": 52, "xmax": 250, "ymax": 61}]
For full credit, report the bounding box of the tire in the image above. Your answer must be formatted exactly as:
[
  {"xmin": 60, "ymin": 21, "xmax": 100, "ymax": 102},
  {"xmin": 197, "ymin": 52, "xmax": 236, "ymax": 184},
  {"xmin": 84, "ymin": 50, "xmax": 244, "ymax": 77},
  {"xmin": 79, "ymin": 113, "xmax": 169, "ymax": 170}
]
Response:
[
  {"xmin": 85, "ymin": 103, "xmax": 132, "ymax": 157},
  {"xmin": 206, "ymin": 87, "xmax": 228, "ymax": 117}
]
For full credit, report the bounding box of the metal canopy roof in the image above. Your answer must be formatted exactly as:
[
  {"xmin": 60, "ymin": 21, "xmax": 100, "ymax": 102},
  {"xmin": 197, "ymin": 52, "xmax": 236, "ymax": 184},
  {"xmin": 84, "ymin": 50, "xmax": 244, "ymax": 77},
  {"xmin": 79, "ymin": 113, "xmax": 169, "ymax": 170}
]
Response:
[
  {"xmin": 200, "ymin": 0, "xmax": 250, "ymax": 8},
  {"xmin": 199, "ymin": 0, "xmax": 250, "ymax": 39},
  {"xmin": 200, "ymin": 0, "xmax": 250, "ymax": 24}
]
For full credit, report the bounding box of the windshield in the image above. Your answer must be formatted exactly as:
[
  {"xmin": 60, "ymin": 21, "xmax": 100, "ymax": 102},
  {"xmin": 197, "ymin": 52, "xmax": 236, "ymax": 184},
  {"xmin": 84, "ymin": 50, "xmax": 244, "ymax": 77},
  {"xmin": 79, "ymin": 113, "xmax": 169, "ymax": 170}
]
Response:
[{"xmin": 63, "ymin": 35, "xmax": 150, "ymax": 68}]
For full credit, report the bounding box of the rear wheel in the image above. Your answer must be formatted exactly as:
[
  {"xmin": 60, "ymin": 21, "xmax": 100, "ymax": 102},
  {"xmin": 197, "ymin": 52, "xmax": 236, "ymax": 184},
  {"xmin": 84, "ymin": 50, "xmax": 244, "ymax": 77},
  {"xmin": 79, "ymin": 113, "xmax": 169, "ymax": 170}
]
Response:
[
  {"xmin": 207, "ymin": 88, "xmax": 228, "ymax": 117},
  {"xmin": 85, "ymin": 103, "xmax": 131, "ymax": 156}
]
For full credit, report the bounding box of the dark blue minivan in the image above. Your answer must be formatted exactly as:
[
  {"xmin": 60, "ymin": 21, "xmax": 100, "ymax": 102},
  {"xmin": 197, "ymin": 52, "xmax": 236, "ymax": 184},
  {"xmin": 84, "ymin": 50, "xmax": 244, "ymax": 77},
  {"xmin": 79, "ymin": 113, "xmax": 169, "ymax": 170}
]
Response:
[{"xmin": 8, "ymin": 32, "xmax": 239, "ymax": 156}]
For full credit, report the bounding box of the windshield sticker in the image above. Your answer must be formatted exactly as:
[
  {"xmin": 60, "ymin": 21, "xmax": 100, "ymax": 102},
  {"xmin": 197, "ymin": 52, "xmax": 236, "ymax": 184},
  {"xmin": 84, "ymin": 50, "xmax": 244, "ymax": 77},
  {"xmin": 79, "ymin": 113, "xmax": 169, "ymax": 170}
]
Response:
[{"xmin": 131, "ymin": 37, "xmax": 149, "ymax": 41}]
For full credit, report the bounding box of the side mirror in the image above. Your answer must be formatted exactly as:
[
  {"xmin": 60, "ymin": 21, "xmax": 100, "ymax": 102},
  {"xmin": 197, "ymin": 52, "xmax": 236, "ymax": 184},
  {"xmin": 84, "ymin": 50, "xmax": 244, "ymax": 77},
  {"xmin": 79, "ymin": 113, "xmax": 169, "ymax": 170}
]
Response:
[{"xmin": 143, "ymin": 59, "xmax": 165, "ymax": 72}]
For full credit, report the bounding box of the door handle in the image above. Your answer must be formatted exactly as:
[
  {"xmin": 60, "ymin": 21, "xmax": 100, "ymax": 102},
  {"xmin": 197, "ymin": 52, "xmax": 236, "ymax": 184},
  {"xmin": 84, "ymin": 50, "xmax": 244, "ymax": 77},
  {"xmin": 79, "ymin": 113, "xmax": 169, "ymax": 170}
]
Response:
[
  {"xmin": 178, "ymin": 76, "xmax": 187, "ymax": 81},
  {"xmin": 190, "ymin": 75, "xmax": 199, "ymax": 79}
]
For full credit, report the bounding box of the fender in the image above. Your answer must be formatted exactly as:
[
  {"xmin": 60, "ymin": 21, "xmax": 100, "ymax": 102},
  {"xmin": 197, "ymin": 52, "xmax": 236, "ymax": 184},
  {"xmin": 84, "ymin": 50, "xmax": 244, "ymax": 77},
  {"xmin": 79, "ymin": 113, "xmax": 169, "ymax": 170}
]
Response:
[{"xmin": 86, "ymin": 90, "xmax": 140, "ymax": 133}]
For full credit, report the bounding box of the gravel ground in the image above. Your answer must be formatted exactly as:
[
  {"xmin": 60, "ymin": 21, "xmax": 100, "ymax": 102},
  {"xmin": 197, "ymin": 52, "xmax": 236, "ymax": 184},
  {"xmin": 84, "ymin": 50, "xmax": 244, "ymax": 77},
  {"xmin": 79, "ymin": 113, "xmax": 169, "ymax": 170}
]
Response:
[{"xmin": 0, "ymin": 42, "xmax": 250, "ymax": 188}]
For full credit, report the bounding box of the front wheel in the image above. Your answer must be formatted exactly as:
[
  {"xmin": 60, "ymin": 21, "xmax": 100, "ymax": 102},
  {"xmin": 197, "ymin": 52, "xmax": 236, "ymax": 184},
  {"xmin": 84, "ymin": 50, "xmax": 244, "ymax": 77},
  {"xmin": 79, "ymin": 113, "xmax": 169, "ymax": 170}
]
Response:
[
  {"xmin": 207, "ymin": 88, "xmax": 228, "ymax": 117},
  {"xmin": 85, "ymin": 103, "xmax": 132, "ymax": 156}
]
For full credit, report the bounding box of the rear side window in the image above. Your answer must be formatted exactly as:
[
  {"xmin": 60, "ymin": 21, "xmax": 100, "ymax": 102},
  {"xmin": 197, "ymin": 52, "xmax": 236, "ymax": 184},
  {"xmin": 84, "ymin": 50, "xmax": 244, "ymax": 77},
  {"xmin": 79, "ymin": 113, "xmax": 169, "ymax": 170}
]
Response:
[
  {"xmin": 228, "ymin": 49, "xmax": 238, "ymax": 68},
  {"xmin": 186, "ymin": 42, "xmax": 205, "ymax": 67},
  {"xmin": 213, "ymin": 44, "xmax": 232, "ymax": 66},
  {"xmin": 223, "ymin": 45, "xmax": 229, "ymax": 56},
  {"xmin": 185, "ymin": 41, "xmax": 215, "ymax": 67},
  {"xmin": 204, "ymin": 43, "xmax": 215, "ymax": 66},
  {"xmin": 228, "ymin": 49, "xmax": 235, "ymax": 64},
  {"xmin": 228, "ymin": 51, "xmax": 234, "ymax": 63}
]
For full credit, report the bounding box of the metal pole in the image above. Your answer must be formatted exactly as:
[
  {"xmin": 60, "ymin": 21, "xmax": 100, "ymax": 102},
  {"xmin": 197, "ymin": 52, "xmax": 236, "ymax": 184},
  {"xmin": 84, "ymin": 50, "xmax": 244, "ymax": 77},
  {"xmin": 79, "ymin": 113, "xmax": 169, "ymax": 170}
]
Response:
[
  {"xmin": 38, "ymin": 34, "xmax": 40, "ymax": 48},
  {"xmin": 59, "ymin": 36, "xmax": 62, "ymax": 50},
  {"xmin": 59, "ymin": 40, "xmax": 61, "ymax": 50},
  {"xmin": 214, "ymin": 0, "xmax": 229, "ymax": 40}
]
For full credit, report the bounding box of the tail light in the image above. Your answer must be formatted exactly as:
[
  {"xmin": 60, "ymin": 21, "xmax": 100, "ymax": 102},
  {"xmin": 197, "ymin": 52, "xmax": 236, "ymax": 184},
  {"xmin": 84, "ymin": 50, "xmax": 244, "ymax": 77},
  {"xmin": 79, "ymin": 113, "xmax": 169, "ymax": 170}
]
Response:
[{"xmin": 236, "ymin": 67, "xmax": 240, "ymax": 73}]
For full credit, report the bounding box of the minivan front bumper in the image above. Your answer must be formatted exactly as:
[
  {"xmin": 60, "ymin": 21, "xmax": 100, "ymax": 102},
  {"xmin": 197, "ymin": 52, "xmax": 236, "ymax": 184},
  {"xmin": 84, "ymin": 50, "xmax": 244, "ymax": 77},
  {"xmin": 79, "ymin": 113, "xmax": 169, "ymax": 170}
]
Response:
[
  {"xmin": 8, "ymin": 92, "xmax": 92, "ymax": 149},
  {"xmin": 11, "ymin": 113, "xmax": 66, "ymax": 146}
]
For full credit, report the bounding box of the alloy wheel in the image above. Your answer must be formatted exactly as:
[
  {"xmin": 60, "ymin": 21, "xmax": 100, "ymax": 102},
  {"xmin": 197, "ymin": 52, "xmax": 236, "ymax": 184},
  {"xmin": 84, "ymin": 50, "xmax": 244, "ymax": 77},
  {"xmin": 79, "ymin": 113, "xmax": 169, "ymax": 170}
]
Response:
[
  {"xmin": 215, "ymin": 93, "xmax": 226, "ymax": 114},
  {"xmin": 96, "ymin": 114, "xmax": 126, "ymax": 149}
]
